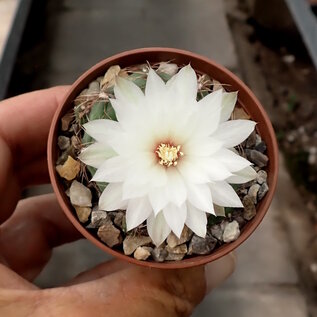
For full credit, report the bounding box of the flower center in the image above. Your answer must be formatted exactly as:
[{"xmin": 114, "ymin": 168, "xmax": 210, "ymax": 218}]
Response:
[{"xmin": 156, "ymin": 143, "xmax": 183, "ymax": 167}]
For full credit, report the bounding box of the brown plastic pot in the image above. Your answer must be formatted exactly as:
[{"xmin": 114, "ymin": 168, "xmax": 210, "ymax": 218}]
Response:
[{"xmin": 48, "ymin": 47, "xmax": 278, "ymax": 269}]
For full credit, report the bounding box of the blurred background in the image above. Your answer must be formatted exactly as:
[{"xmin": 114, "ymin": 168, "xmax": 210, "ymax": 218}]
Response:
[{"xmin": 0, "ymin": 0, "xmax": 317, "ymax": 316}]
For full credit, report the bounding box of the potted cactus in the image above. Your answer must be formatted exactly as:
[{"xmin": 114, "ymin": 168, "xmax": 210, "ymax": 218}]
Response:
[{"xmin": 48, "ymin": 48, "xmax": 278, "ymax": 268}]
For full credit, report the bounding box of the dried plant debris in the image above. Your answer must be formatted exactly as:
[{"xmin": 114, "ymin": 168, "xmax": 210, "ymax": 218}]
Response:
[{"xmin": 55, "ymin": 61, "xmax": 269, "ymax": 262}]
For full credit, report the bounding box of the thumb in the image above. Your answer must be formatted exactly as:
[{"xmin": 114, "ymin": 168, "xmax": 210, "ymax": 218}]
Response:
[{"xmin": 50, "ymin": 253, "xmax": 235, "ymax": 317}]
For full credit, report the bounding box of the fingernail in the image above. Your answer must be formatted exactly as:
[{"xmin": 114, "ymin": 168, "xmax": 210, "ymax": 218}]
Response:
[{"xmin": 204, "ymin": 252, "xmax": 236, "ymax": 294}]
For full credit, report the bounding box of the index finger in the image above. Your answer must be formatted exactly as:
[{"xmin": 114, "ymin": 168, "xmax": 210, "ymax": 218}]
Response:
[{"xmin": 0, "ymin": 86, "xmax": 70, "ymax": 166}]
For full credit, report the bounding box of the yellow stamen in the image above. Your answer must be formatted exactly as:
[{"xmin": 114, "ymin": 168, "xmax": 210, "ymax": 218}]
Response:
[{"xmin": 156, "ymin": 143, "xmax": 183, "ymax": 167}]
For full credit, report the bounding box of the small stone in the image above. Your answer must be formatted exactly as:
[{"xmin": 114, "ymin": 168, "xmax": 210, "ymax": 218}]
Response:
[
  {"xmin": 56, "ymin": 156, "xmax": 81, "ymax": 181},
  {"xmin": 69, "ymin": 123, "xmax": 80, "ymax": 134},
  {"xmin": 56, "ymin": 146, "xmax": 75, "ymax": 165},
  {"xmin": 246, "ymin": 149, "xmax": 269, "ymax": 168},
  {"xmin": 69, "ymin": 180, "xmax": 92, "ymax": 207},
  {"xmin": 255, "ymin": 134, "xmax": 262, "ymax": 146},
  {"xmin": 97, "ymin": 222, "xmax": 122, "ymax": 247},
  {"xmin": 242, "ymin": 196, "xmax": 256, "ymax": 220},
  {"xmin": 157, "ymin": 62, "xmax": 178, "ymax": 76},
  {"xmin": 231, "ymin": 210, "xmax": 246, "ymax": 228},
  {"xmin": 89, "ymin": 210, "xmax": 109, "ymax": 228},
  {"xmin": 71, "ymin": 135, "xmax": 81, "ymax": 150},
  {"xmin": 57, "ymin": 136, "xmax": 70, "ymax": 150},
  {"xmin": 248, "ymin": 184, "xmax": 261, "ymax": 204},
  {"xmin": 123, "ymin": 235, "xmax": 152, "ymax": 255},
  {"xmin": 134, "ymin": 246, "xmax": 151, "ymax": 261},
  {"xmin": 167, "ymin": 226, "xmax": 193, "ymax": 248},
  {"xmin": 255, "ymin": 141, "xmax": 267, "ymax": 153},
  {"xmin": 74, "ymin": 206, "xmax": 91, "ymax": 223},
  {"xmin": 238, "ymin": 188, "xmax": 248, "ymax": 195},
  {"xmin": 101, "ymin": 65, "xmax": 121, "ymax": 91},
  {"xmin": 166, "ymin": 244, "xmax": 188, "ymax": 261},
  {"xmin": 256, "ymin": 170, "xmax": 267, "ymax": 185},
  {"xmin": 209, "ymin": 224, "xmax": 223, "ymax": 240},
  {"xmin": 113, "ymin": 211, "xmax": 125, "ymax": 229},
  {"xmin": 246, "ymin": 130, "xmax": 256, "ymax": 148},
  {"xmin": 87, "ymin": 81, "xmax": 100, "ymax": 94},
  {"xmin": 222, "ymin": 221, "xmax": 240, "ymax": 243},
  {"xmin": 61, "ymin": 112, "xmax": 73, "ymax": 131},
  {"xmin": 188, "ymin": 234, "xmax": 217, "ymax": 255},
  {"xmin": 151, "ymin": 247, "xmax": 168, "ymax": 262},
  {"xmin": 258, "ymin": 182, "xmax": 269, "ymax": 201}
]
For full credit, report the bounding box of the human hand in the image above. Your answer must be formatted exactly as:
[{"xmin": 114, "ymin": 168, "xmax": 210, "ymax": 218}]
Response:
[{"xmin": 0, "ymin": 87, "xmax": 235, "ymax": 316}]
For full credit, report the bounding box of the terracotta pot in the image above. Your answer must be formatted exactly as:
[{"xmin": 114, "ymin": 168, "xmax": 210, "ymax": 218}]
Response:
[{"xmin": 48, "ymin": 47, "xmax": 279, "ymax": 269}]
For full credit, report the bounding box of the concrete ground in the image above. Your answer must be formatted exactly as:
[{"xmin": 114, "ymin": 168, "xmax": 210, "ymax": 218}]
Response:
[
  {"xmin": 22, "ymin": 0, "xmax": 309, "ymax": 315},
  {"xmin": 0, "ymin": 0, "xmax": 18, "ymax": 60}
]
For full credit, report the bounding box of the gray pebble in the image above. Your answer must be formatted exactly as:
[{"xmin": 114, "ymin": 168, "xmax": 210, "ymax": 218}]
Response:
[
  {"xmin": 151, "ymin": 247, "xmax": 168, "ymax": 262},
  {"xmin": 166, "ymin": 244, "xmax": 188, "ymax": 261},
  {"xmin": 209, "ymin": 224, "xmax": 223, "ymax": 240},
  {"xmin": 89, "ymin": 210, "xmax": 109, "ymax": 228},
  {"xmin": 255, "ymin": 141, "xmax": 267, "ymax": 153},
  {"xmin": 246, "ymin": 149, "xmax": 269, "ymax": 168},
  {"xmin": 87, "ymin": 81, "xmax": 100, "ymax": 94},
  {"xmin": 258, "ymin": 182, "xmax": 269, "ymax": 201},
  {"xmin": 57, "ymin": 136, "xmax": 70, "ymax": 151},
  {"xmin": 188, "ymin": 234, "xmax": 217, "ymax": 255},
  {"xmin": 256, "ymin": 170, "xmax": 267, "ymax": 185},
  {"xmin": 246, "ymin": 131, "xmax": 256, "ymax": 148},
  {"xmin": 113, "ymin": 211, "xmax": 125, "ymax": 229},
  {"xmin": 255, "ymin": 134, "xmax": 262, "ymax": 146},
  {"xmin": 231, "ymin": 210, "xmax": 246, "ymax": 228},
  {"xmin": 242, "ymin": 196, "xmax": 256, "ymax": 220},
  {"xmin": 248, "ymin": 184, "xmax": 261, "ymax": 204}
]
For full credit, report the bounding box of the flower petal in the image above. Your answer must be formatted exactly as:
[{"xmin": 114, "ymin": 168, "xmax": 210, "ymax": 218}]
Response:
[
  {"xmin": 83, "ymin": 119, "xmax": 122, "ymax": 145},
  {"xmin": 183, "ymin": 137, "xmax": 223, "ymax": 157},
  {"xmin": 187, "ymin": 183, "xmax": 214, "ymax": 214},
  {"xmin": 147, "ymin": 211, "xmax": 171, "ymax": 247},
  {"xmin": 166, "ymin": 168, "xmax": 187, "ymax": 206},
  {"xmin": 212, "ymin": 148, "xmax": 252, "ymax": 172},
  {"xmin": 166, "ymin": 64, "xmax": 197, "ymax": 102},
  {"xmin": 126, "ymin": 197, "xmax": 152, "ymax": 231},
  {"xmin": 186, "ymin": 203, "xmax": 207, "ymax": 237},
  {"xmin": 114, "ymin": 76, "xmax": 144, "ymax": 106},
  {"xmin": 145, "ymin": 68, "xmax": 167, "ymax": 100},
  {"xmin": 163, "ymin": 203, "xmax": 187, "ymax": 238},
  {"xmin": 191, "ymin": 89, "xmax": 223, "ymax": 137},
  {"xmin": 212, "ymin": 119, "xmax": 256, "ymax": 148},
  {"xmin": 79, "ymin": 143, "xmax": 116, "ymax": 168},
  {"xmin": 209, "ymin": 181, "xmax": 243, "ymax": 207},
  {"xmin": 122, "ymin": 181, "xmax": 149, "ymax": 200},
  {"xmin": 148, "ymin": 187, "xmax": 169, "ymax": 216},
  {"xmin": 220, "ymin": 91, "xmax": 238, "ymax": 122},
  {"xmin": 91, "ymin": 156, "xmax": 130, "ymax": 182},
  {"xmin": 99, "ymin": 183, "xmax": 127, "ymax": 211},
  {"xmin": 226, "ymin": 166, "xmax": 257, "ymax": 184},
  {"xmin": 199, "ymin": 157, "xmax": 232, "ymax": 181}
]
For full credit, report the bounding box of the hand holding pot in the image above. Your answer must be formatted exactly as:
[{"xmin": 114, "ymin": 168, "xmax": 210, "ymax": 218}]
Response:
[{"xmin": 0, "ymin": 87, "xmax": 234, "ymax": 316}]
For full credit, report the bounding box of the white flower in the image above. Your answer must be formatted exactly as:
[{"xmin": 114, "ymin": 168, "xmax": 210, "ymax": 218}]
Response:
[{"xmin": 79, "ymin": 65, "xmax": 256, "ymax": 246}]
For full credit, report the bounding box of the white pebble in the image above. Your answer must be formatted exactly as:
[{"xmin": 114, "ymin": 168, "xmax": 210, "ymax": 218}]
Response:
[
  {"xmin": 69, "ymin": 180, "xmax": 92, "ymax": 207},
  {"xmin": 223, "ymin": 221, "xmax": 240, "ymax": 243}
]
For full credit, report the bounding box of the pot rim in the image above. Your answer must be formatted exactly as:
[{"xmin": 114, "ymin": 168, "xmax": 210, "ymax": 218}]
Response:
[{"xmin": 48, "ymin": 47, "xmax": 279, "ymax": 269}]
